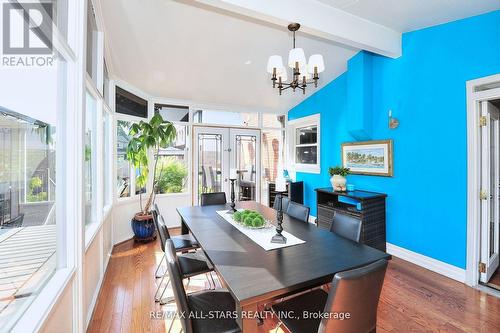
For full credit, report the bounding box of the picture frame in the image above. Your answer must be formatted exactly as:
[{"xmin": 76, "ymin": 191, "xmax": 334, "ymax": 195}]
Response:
[{"xmin": 341, "ymin": 140, "xmax": 393, "ymax": 177}]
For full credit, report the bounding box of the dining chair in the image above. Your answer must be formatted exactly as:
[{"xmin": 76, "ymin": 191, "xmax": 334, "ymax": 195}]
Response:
[
  {"xmin": 272, "ymin": 259, "xmax": 388, "ymax": 333},
  {"xmin": 286, "ymin": 201, "xmax": 310, "ymax": 223},
  {"xmin": 329, "ymin": 212, "xmax": 362, "ymax": 243},
  {"xmin": 201, "ymin": 166, "xmax": 208, "ymax": 192},
  {"xmin": 208, "ymin": 166, "xmax": 217, "ymax": 191},
  {"xmin": 165, "ymin": 239, "xmax": 241, "ymax": 333},
  {"xmin": 153, "ymin": 204, "xmax": 199, "ymax": 254},
  {"xmin": 200, "ymin": 192, "xmax": 227, "ymax": 206},
  {"xmin": 152, "ymin": 208, "xmax": 214, "ymax": 305},
  {"xmin": 273, "ymin": 195, "xmax": 290, "ymax": 212}
]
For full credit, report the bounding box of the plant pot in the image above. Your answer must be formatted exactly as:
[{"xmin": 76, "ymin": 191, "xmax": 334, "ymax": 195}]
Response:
[
  {"xmin": 131, "ymin": 212, "xmax": 156, "ymax": 242},
  {"xmin": 331, "ymin": 175, "xmax": 347, "ymax": 192}
]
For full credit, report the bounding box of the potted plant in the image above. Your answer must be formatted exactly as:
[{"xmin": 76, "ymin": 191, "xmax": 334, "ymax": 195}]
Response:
[
  {"xmin": 328, "ymin": 166, "xmax": 350, "ymax": 191},
  {"xmin": 126, "ymin": 114, "xmax": 176, "ymax": 241}
]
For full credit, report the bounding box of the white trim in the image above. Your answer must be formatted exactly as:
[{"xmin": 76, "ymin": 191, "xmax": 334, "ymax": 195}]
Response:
[
  {"xmin": 308, "ymin": 214, "xmax": 316, "ymax": 224},
  {"xmin": 466, "ymin": 74, "xmax": 500, "ymax": 287},
  {"xmin": 386, "ymin": 243, "xmax": 466, "ymax": 283},
  {"xmin": 288, "ymin": 114, "xmax": 321, "ymax": 174}
]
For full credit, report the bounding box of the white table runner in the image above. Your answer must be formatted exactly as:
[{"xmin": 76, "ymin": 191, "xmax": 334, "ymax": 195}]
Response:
[{"xmin": 216, "ymin": 210, "xmax": 306, "ymax": 251}]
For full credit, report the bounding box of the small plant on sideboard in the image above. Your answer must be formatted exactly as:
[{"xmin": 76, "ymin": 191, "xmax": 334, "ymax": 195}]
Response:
[{"xmin": 328, "ymin": 166, "xmax": 350, "ymax": 191}]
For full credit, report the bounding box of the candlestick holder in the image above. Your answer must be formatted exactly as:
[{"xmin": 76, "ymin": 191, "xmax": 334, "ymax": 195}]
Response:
[
  {"xmin": 271, "ymin": 192, "xmax": 287, "ymax": 244},
  {"xmin": 227, "ymin": 178, "xmax": 237, "ymax": 214}
]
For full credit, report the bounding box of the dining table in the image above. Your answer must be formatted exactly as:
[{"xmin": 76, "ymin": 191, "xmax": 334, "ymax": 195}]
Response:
[{"xmin": 177, "ymin": 201, "xmax": 391, "ymax": 332}]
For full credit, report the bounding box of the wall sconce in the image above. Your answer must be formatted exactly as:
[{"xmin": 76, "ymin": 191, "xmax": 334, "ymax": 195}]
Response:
[{"xmin": 388, "ymin": 109, "xmax": 399, "ymax": 129}]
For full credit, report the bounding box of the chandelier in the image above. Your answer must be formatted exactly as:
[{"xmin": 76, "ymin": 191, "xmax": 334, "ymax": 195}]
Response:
[{"xmin": 267, "ymin": 23, "xmax": 325, "ymax": 95}]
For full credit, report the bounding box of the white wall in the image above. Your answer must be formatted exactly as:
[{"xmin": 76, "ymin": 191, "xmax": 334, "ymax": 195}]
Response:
[
  {"xmin": 39, "ymin": 278, "xmax": 75, "ymax": 333},
  {"xmin": 112, "ymin": 193, "xmax": 190, "ymax": 244}
]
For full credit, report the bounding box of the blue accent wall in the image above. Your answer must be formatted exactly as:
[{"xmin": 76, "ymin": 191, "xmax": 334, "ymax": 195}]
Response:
[{"xmin": 288, "ymin": 11, "xmax": 500, "ymax": 269}]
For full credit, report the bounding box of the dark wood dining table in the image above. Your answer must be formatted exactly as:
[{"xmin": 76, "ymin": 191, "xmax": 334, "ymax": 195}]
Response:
[{"xmin": 177, "ymin": 201, "xmax": 391, "ymax": 332}]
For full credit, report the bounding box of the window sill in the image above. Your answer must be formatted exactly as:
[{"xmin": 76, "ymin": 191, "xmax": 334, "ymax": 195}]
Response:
[
  {"xmin": 115, "ymin": 195, "xmax": 140, "ymax": 206},
  {"xmin": 155, "ymin": 192, "xmax": 190, "ymax": 198},
  {"xmin": 103, "ymin": 204, "xmax": 112, "ymax": 220},
  {"xmin": 11, "ymin": 267, "xmax": 75, "ymax": 333},
  {"xmin": 294, "ymin": 164, "xmax": 321, "ymax": 174}
]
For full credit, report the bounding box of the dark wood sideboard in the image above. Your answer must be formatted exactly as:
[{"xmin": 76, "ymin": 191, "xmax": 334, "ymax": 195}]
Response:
[
  {"xmin": 314, "ymin": 187, "xmax": 387, "ymax": 251},
  {"xmin": 268, "ymin": 181, "xmax": 304, "ymax": 207}
]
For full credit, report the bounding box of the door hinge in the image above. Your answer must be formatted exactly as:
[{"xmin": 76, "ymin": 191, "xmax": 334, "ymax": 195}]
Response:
[
  {"xmin": 479, "ymin": 262, "xmax": 486, "ymax": 273},
  {"xmin": 480, "ymin": 190, "xmax": 488, "ymax": 200},
  {"xmin": 479, "ymin": 116, "xmax": 487, "ymax": 126}
]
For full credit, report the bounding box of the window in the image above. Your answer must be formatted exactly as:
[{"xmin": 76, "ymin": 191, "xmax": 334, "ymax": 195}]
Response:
[
  {"xmin": 193, "ymin": 110, "xmax": 258, "ymax": 127},
  {"xmin": 288, "ymin": 114, "xmax": 320, "ymax": 173},
  {"xmin": 115, "ymin": 86, "xmax": 148, "ymax": 118},
  {"xmin": 155, "ymin": 104, "xmax": 189, "ymax": 122},
  {"xmin": 156, "ymin": 125, "xmax": 189, "ymax": 194},
  {"xmin": 116, "ymin": 120, "xmax": 131, "ymax": 198},
  {"xmin": 0, "ymin": 29, "xmax": 68, "ymax": 329},
  {"xmin": 153, "ymin": 104, "xmax": 190, "ymax": 194},
  {"xmin": 295, "ymin": 125, "xmax": 318, "ymax": 164},
  {"xmin": 84, "ymin": 93, "xmax": 96, "ymax": 226},
  {"xmin": 86, "ymin": 0, "xmax": 98, "ymax": 83},
  {"xmin": 262, "ymin": 130, "xmax": 285, "ymax": 182}
]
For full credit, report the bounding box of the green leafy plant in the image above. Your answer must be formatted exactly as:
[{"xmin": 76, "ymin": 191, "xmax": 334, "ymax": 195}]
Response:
[
  {"xmin": 27, "ymin": 176, "xmax": 47, "ymax": 202},
  {"xmin": 233, "ymin": 210, "xmax": 265, "ymax": 228},
  {"xmin": 126, "ymin": 114, "xmax": 176, "ymax": 215},
  {"xmin": 156, "ymin": 157, "xmax": 188, "ymax": 193},
  {"xmin": 328, "ymin": 166, "xmax": 350, "ymax": 177}
]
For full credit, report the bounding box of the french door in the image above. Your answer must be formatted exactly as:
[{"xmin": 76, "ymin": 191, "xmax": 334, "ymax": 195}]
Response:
[
  {"xmin": 193, "ymin": 126, "xmax": 261, "ymax": 205},
  {"xmin": 480, "ymin": 101, "xmax": 500, "ymax": 283}
]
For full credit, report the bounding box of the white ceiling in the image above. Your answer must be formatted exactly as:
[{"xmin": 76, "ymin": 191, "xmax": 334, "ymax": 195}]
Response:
[
  {"xmin": 99, "ymin": 0, "xmax": 500, "ymax": 113},
  {"xmin": 99, "ymin": 0, "xmax": 356, "ymax": 113},
  {"xmin": 318, "ymin": 0, "xmax": 500, "ymax": 32}
]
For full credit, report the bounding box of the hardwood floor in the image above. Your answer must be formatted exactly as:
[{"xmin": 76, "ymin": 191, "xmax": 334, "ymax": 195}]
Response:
[{"xmin": 87, "ymin": 233, "xmax": 500, "ymax": 333}]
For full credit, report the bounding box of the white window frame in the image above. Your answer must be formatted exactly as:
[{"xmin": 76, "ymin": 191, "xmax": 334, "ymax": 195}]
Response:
[
  {"xmin": 113, "ymin": 80, "xmax": 152, "ymax": 203},
  {"xmin": 288, "ymin": 114, "xmax": 321, "ymax": 174},
  {"xmin": 9, "ymin": 0, "xmax": 86, "ymax": 332}
]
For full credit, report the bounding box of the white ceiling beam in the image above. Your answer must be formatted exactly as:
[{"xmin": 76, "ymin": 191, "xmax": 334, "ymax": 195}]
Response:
[{"xmin": 193, "ymin": 0, "xmax": 402, "ymax": 58}]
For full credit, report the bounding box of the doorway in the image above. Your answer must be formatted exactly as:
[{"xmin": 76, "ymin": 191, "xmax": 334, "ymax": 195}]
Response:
[
  {"xmin": 466, "ymin": 74, "xmax": 500, "ymax": 292},
  {"xmin": 479, "ymin": 100, "xmax": 500, "ymax": 289},
  {"xmin": 192, "ymin": 126, "xmax": 261, "ymax": 205}
]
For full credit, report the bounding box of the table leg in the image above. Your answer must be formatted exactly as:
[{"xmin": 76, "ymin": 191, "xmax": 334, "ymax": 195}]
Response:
[
  {"xmin": 181, "ymin": 218, "xmax": 189, "ymax": 235},
  {"xmin": 240, "ymin": 303, "xmax": 258, "ymax": 333}
]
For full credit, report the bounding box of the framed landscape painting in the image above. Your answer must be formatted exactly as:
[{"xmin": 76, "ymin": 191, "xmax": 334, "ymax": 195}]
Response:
[{"xmin": 341, "ymin": 140, "xmax": 393, "ymax": 176}]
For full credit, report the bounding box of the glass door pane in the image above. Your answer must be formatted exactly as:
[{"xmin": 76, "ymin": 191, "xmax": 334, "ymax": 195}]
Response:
[
  {"xmin": 231, "ymin": 129, "xmax": 261, "ymax": 203},
  {"xmin": 193, "ymin": 127, "xmax": 229, "ymax": 205}
]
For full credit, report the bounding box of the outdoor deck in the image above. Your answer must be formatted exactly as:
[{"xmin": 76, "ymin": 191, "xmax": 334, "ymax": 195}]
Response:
[{"xmin": 0, "ymin": 225, "xmax": 56, "ymax": 329}]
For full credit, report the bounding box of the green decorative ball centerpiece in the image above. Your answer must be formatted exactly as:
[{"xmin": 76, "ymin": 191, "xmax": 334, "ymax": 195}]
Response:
[{"xmin": 233, "ymin": 210, "xmax": 266, "ymax": 228}]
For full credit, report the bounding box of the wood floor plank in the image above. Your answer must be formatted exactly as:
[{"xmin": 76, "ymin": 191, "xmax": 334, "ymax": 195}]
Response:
[{"xmin": 87, "ymin": 235, "xmax": 500, "ymax": 333}]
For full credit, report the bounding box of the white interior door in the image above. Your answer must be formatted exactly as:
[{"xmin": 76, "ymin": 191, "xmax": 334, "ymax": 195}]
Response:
[
  {"xmin": 480, "ymin": 101, "xmax": 500, "ymax": 283},
  {"xmin": 230, "ymin": 128, "xmax": 261, "ymax": 203}
]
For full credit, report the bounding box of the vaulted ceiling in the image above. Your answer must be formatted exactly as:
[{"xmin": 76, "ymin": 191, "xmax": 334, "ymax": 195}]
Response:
[{"xmin": 98, "ymin": 0, "xmax": 500, "ymax": 114}]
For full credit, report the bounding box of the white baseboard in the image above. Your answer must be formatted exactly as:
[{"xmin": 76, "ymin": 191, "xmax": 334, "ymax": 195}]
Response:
[
  {"xmin": 309, "ymin": 214, "xmax": 316, "ymax": 224},
  {"xmin": 386, "ymin": 243, "xmax": 466, "ymax": 283}
]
